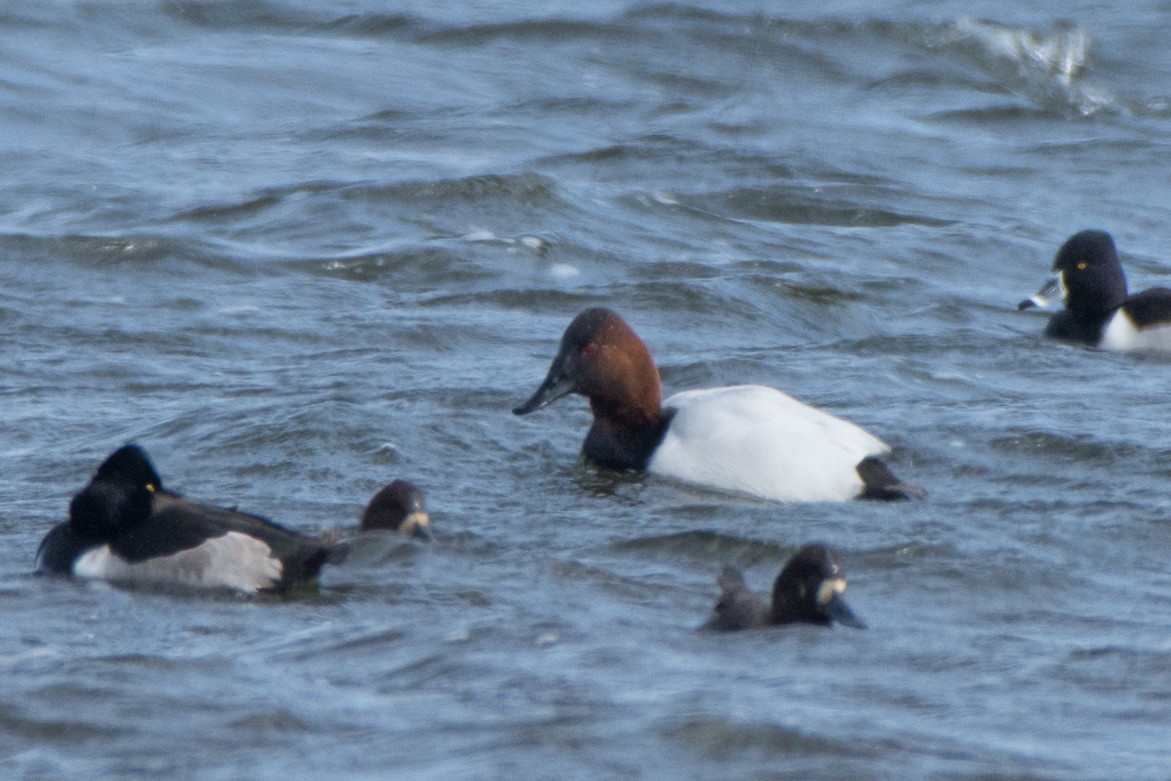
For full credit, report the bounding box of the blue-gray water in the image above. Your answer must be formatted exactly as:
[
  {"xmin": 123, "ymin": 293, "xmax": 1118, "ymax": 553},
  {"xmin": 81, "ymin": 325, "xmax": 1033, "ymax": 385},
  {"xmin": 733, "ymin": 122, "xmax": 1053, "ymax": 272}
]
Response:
[{"xmin": 3, "ymin": 2, "xmax": 1171, "ymax": 778}]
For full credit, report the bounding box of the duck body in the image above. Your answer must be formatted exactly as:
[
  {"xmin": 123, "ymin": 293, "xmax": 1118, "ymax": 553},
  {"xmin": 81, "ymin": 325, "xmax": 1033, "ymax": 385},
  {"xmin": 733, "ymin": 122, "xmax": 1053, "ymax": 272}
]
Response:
[
  {"xmin": 1020, "ymin": 230, "xmax": 1171, "ymax": 351},
  {"xmin": 703, "ymin": 543, "xmax": 866, "ymax": 632},
  {"xmin": 514, "ymin": 307, "xmax": 918, "ymax": 502},
  {"xmin": 704, "ymin": 566, "xmax": 772, "ymax": 630},
  {"xmin": 652, "ymin": 385, "xmax": 891, "ymax": 503},
  {"xmin": 1093, "ymin": 288, "xmax": 1171, "ymax": 351},
  {"xmin": 36, "ymin": 445, "xmax": 329, "ymax": 594}
]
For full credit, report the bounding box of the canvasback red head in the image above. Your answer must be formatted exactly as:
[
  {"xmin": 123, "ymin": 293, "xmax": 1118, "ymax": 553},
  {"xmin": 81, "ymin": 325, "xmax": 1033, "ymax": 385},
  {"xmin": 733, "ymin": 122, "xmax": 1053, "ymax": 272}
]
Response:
[{"xmin": 513, "ymin": 307, "xmax": 662, "ymax": 425}]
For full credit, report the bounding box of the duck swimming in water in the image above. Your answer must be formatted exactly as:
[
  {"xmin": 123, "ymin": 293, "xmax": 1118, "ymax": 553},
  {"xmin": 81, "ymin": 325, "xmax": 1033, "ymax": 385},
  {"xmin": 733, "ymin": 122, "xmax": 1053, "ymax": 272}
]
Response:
[
  {"xmin": 701, "ymin": 543, "xmax": 866, "ymax": 631},
  {"xmin": 514, "ymin": 307, "xmax": 920, "ymax": 502},
  {"xmin": 36, "ymin": 444, "xmax": 331, "ymax": 594},
  {"xmin": 1019, "ymin": 229, "xmax": 1171, "ymax": 351}
]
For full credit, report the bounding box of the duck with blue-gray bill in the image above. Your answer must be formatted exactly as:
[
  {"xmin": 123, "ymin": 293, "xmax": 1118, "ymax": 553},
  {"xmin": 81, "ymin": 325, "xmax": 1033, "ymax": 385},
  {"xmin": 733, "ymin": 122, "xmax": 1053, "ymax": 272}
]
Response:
[
  {"xmin": 1019, "ymin": 229, "xmax": 1171, "ymax": 351},
  {"xmin": 701, "ymin": 543, "xmax": 866, "ymax": 631}
]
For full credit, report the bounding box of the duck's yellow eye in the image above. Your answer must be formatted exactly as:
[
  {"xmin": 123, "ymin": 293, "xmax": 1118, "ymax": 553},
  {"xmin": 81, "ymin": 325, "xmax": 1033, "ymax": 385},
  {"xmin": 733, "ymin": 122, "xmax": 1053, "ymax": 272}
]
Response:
[
  {"xmin": 1076, "ymin": 260, "xmax": 1088, "ymax": 270},
  {"xmin": 146, "ymin": 483, "xmax": 158, "ymax": 493}
]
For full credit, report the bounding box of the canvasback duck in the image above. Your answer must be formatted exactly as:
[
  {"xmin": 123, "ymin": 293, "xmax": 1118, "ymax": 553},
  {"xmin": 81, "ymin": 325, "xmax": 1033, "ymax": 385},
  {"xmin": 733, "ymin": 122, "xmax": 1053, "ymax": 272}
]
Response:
[
  {"xmin": 701, "ymin": 543, "xmax": 866, "ymax": 631},
  {"xmin": 36, "ymin": 444, "xmax": 330, "ymax": 593},
  {"xmin": 1019, "ymin": 230, "xmax": 1171, "ymax": 350},
  {"xmin": 360, "ymin": 479, "xmax": 432, "ymax": 539},
  {"xmin": 512, "ymin": 308, "xmax": 920, "ymax": 502}
]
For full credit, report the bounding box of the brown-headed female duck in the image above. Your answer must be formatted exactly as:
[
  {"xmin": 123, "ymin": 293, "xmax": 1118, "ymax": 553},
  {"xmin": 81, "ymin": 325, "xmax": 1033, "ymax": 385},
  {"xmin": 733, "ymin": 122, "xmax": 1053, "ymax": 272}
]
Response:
[{"xmin": 359, "ymin": 479, "xmax": 432, "ymax": 539}]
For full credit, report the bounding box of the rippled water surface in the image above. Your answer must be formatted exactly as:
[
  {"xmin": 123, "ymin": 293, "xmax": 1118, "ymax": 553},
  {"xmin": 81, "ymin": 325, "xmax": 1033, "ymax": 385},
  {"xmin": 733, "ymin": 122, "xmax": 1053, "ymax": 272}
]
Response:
[{"xmin": 4, "ymin": 2, "xmax": 1171, "ymax": 778}]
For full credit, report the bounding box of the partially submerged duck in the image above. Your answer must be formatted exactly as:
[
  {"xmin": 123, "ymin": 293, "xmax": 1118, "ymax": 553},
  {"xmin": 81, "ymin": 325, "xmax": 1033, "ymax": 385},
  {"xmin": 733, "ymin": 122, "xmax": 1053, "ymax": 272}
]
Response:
[
  {"xmin": 701, "ymin": 543, "xmax": 866, "ymax": 631},
  {"xmin": 360, "ymin": 479, "xmax": 431, "ymax": 539},
  {"xmin": 319, "ymin": 479, "xmax": 433, "ymax": 551}
]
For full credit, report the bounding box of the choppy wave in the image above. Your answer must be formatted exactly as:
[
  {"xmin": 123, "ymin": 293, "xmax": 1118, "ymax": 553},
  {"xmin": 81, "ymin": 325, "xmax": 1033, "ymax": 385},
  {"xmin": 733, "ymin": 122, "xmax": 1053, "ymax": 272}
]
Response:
[{"xmin": 927, "ymin": 17, "xmax": 1117, "ymax": 116}]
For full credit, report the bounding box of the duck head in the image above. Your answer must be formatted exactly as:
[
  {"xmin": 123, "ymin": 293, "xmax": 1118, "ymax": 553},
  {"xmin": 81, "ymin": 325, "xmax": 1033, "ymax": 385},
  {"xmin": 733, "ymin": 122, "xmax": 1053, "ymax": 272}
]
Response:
[
  {"xmin": 1053, "ymin": 230, "xmax": 1128, "ymax": 315},
  {"xmin": 513, "ymin": 308, "xmax": 663, "ymax": 427},
  {"xmin": 68, "ymin": 444, "xmax": 162, "ymax": 540},
  {"xmin": 1019, "ymin": 230, "xmax": 1127, "ymax": 315},
  {"xmin": 771, "ymin": 543, "xmax": 866, "ymax": 628},
  {"xmin": 360, "ymin": 479, "xmax": 432, "ymax": 540}
]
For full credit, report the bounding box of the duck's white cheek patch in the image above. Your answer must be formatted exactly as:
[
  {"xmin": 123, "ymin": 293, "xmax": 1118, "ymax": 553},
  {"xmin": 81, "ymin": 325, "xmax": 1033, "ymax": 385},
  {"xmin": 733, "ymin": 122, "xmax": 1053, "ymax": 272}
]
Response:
[
  {"xmin": 72, "ymin": 532, "xmax": 283, "ymax": 594},
  {"xmin": 816, "ymin": 577, "xmax": 847, "ymax": 607}
]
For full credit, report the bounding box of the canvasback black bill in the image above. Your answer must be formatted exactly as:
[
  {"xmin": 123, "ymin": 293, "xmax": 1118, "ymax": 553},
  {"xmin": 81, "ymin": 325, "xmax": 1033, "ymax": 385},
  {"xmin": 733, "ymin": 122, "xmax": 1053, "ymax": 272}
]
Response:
[{"xmin": 512, "ymin": 355, "xmax": 576, "ymax": 415}]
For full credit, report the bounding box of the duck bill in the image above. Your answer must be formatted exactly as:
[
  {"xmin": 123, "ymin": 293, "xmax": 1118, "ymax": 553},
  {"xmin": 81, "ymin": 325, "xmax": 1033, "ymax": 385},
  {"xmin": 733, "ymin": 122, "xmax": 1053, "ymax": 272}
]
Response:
[
  {"xmin": 401, "ymin": 511, "xmax": 433, "ymax": 541},
  {"xmin": 824, "ymin": 593, "xmax": 867, "ymax": 629},
  {"xmin": 1018, "ymin": 274, "xmax": 1064, "ymax": 311},
  {"xmin": 512, "ymin": 357, "xmax": 576, "ymax": 415}
]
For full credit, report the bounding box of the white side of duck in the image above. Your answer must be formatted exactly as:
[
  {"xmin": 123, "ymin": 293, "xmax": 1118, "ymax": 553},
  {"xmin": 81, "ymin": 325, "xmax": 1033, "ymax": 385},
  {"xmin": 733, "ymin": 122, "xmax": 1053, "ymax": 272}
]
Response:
[{"xmin": 648, "ymin": 385, "xmax": 889, "ymax": 502}]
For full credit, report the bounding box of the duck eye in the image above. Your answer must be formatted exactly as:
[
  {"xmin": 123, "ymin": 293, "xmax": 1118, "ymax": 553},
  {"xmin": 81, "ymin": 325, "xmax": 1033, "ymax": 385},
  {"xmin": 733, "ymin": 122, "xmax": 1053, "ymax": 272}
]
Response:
[
  {"xmin": 582, "ymin": 343, "xmax": 597, "ymax": 356},
  {"xmin": 1076, "ymin": 260, "xmax": 1088, "ymax": 270}
]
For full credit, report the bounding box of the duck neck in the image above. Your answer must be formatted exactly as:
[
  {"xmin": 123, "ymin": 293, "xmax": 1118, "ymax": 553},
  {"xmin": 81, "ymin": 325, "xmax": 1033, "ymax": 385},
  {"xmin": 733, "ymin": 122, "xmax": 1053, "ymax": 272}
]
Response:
[
  {"xmin": 588, "ymin": 389, "xmax": 661, "ymax": 429},
  {"xmin": 770, "ymin": 572, "xmax": 829, "ymax": 626},
  {"xmin": 583, "ymin": 408, "xmax": 673, "ymax": 472},
  {"xmin": 1069, "ymin": 266, "xmax": 1127, "ymax": 317}
]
